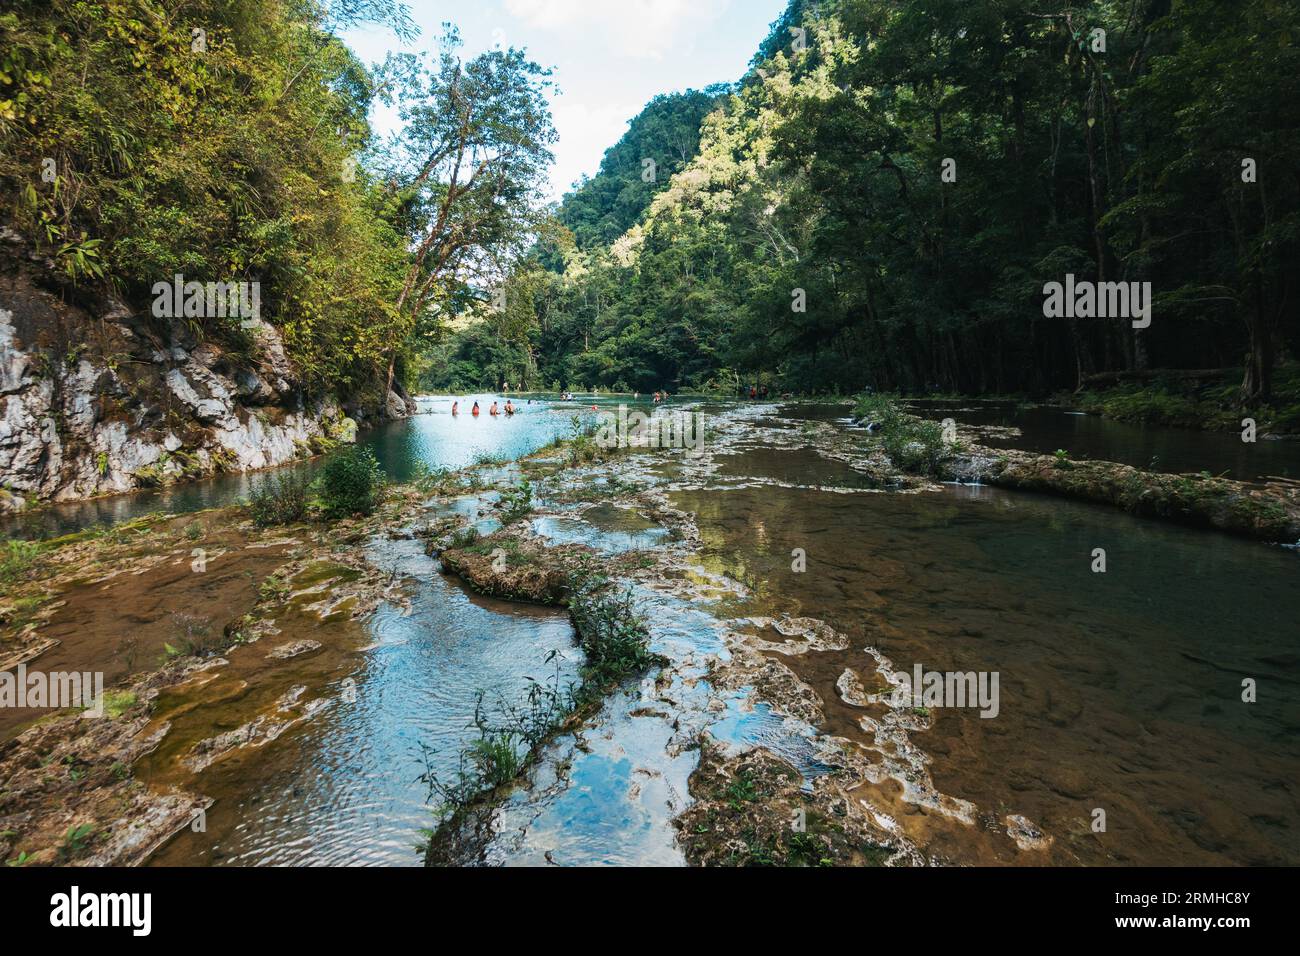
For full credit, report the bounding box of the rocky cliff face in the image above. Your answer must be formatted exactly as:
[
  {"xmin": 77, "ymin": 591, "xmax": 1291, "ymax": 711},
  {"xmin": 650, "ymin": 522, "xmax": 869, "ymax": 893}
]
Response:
[{"xmin": 0, "ymin": 238, "xmax": 403, "ymax": 514}]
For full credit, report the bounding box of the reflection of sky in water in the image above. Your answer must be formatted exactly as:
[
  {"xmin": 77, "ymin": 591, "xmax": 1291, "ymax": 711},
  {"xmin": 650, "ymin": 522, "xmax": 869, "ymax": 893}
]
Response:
[
  {"xmin": 707, "ymin": 691, "xmax": 829, "ymax": 785},
  {"xmin": 176, "ymin": 536, "xmax": 579, "ymax": 866},
  {"xmin": 3, "ymin": 394, "xmax": 604, "ymax": 539},
  {"xmin": 532, "ymin": 515, "xmax": 669, "ymax": 554},
  {"xmin": 483, "ymin": 586, "xmax": 838, "ymax": 865}
]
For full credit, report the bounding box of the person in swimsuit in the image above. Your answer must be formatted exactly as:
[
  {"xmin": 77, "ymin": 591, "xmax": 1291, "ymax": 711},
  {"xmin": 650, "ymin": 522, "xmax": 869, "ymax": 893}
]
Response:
[
  {"xmin": 504, "ymin": 400, "xmax": 515, "ymax": 415},
  {"xmin": 452, "ymin": 401, "xmax": 459, "ymax": 415},
  {"xmin": 472, "ymin": 402, "xmax": 480, "ymax": 417},
  {"xmin": 489, "ymin": 401, "xmax": 499, "ymax": 416}
]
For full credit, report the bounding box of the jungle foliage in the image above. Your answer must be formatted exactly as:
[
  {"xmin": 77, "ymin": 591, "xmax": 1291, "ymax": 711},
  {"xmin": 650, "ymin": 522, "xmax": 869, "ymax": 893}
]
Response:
[
  {"xmin": 429, "ymin": 0, "xmax": 1299, "ymax": 403},
  {"xmin": 1, "ymin": 0, "xmax": 554, "ymax": 406}
]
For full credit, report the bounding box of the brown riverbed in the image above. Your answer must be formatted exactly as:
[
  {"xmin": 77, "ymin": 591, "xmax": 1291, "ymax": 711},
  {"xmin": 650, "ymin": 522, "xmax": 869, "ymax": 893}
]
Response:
[
  {"xmin": 3, "ymin": 402, "xmax": 1296, "ymax": 867},
  {"xmin": 670, "ymin": 442, "xmax": 1299, "ymax": 865}
]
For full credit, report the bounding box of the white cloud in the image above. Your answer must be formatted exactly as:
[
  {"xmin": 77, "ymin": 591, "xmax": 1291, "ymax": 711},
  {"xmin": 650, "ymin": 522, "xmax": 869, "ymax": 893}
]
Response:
[
  {"xmin": 505, "ymin": 0, "xmax": 731, "ymax": 60},
  {"xmin": 547, "ymin": 95, "xmax": 642, "ymax": 200}
]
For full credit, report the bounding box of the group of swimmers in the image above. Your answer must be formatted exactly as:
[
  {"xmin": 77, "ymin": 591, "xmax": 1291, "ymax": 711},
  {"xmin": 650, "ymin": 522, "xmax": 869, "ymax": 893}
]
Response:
[
  {"xmin": 451, "ymin": 399, "xmax": 519, "ymax": 417},
  {"xmin": 451, "ymin": 391, "xmax": 678, "ymax": 417}
]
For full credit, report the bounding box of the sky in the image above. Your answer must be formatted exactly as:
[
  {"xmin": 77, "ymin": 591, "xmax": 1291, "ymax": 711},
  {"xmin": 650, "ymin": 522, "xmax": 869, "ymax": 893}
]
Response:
[{"xmin": 340, "ymin": 0, "xmax": 788, "ymax": 201}]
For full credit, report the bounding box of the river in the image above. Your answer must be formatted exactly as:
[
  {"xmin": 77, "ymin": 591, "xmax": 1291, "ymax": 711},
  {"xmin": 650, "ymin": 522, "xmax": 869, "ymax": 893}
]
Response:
[{"xmin": 7, "ymin": 395, "xmax": 1298, "ymax": 866}]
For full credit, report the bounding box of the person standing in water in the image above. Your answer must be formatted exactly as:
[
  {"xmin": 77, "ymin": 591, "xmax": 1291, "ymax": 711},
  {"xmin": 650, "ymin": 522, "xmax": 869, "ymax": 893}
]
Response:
[
  {"xmin": 504, "ymin": 399, "xmax": 515, "ymax": 416},
  {"xmin": 472, "ymin": 401, "xmax": 480, "ymax": 417},
  {"xmin": 489, "ymin": 401, "xmax": 499, "ymax": 416},
  {"xmin": 452, "ymin": 401, "xmax": 459, "ymax": 416}
]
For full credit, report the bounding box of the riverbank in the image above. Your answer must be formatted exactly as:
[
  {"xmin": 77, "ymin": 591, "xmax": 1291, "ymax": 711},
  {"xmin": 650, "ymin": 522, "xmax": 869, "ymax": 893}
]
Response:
[
  {"xmin": 0, "ymin": 479, "xmax": 439, "ymax": 864},
  {"xmin": 0, "ymin": 239, "xmax": 418, "ymax": 518},
  {"xmin": 1058, "ymin": 365, "xmax": 1300, "ymax": 435},
  {"xmin": 775, "ymin": 366, "xmax": 1300, "ymax": 439},
  {"xmin": 940, "ymin": 445, "xmax": 1300, "ymax": 544},
  {"xmin": 853, "ymin": 395, "xmax": 1300, "ymax": 546}
]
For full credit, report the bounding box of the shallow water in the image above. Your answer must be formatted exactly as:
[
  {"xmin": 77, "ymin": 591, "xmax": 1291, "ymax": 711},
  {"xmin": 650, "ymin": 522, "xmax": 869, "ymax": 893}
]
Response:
[
  {"xmin": 13, "ymin": 396, "xmax": 1298, "ymax": 867},
  {"xmin": 146, "ymin": 533, "xmax": 580, "ymax": 866},
  {"xmin": 672, "ymin": 445, "xmax": 1300, "ymax": 865},
  {"xmin": 1, "ymin": 393, "xmax": 638, "ymax": 540},
  {"xmin": 10, "ymin": 394, "xmax": 1292, "ymax": 540},
  {"xmin": 465, "ymin": 407, "xmax": 1299, "ymax": 865},
  {"xmin": 532, "ymin": 506, "xmax": 670, "ymax": 554}
]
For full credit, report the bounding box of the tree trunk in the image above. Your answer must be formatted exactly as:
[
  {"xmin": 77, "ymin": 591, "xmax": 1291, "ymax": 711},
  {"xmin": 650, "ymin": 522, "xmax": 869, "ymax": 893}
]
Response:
[{"xmin": 1241, "ymin": 277, "xmax": 1274, "ymax": 402}]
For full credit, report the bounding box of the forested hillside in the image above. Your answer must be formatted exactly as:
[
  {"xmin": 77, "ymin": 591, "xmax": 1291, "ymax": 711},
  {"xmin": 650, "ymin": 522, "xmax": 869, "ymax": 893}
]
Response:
[
  {"xmin": 419, "ymin": 86, "xmax": 725, "ymax": 390},
  {"xmin": 557, "ymin": 87, "xmax": 728, "ymax": 252},
  {"xmin": 432, "ymin": 0, "xmax": 1299, "ymax": 405}
]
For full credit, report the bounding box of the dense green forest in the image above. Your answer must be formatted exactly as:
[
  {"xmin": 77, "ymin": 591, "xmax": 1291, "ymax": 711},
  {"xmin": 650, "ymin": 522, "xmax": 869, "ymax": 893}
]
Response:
[
  {"xmin": 429, "ymin": 0, "xmax": 1299, "ymax": 406},
  {"xmin": 6, "ymin": 0, "xmax": 1296, "ymax": 411},
  {"xmin": 417, "ymin": 85, "xmax": 727, "ymax": 391},
  {"xmin": 1, "ymin": 0, "xmax": 554, "ymax": 408}
]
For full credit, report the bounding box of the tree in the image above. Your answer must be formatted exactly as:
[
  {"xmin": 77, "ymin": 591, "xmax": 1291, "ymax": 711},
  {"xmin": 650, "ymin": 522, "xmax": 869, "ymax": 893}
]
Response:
[{"xmin": 375, "ymin": 29, "xmax": 556, "ymax": 394}]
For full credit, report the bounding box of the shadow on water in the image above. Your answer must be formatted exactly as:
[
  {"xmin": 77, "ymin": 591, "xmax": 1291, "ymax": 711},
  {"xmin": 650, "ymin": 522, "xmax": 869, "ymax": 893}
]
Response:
[
  {"xmin": 905, "ymin": 399, "xmax": 1300, "ymax": 483},
  {"xmin": 672, "ymin": 443, "xmax": 1300, "ymax": 865},
  {"xmin": 768, "ymin": 399, "xmax": 1300, "ymax": 482}
]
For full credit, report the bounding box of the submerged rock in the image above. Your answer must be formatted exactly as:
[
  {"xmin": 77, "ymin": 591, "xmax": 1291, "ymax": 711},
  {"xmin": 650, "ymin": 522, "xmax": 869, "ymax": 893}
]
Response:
[
  {"xmin": 1005, "ymin": 813, "xmax": 1054, "ymax": 852},
  {"xmin": 266, "ymin": 639, "xmax": 322, "ymax": 660},
  {"xmin": 183, "ymin": 686, "xmax": 328, "ymax": 772}
]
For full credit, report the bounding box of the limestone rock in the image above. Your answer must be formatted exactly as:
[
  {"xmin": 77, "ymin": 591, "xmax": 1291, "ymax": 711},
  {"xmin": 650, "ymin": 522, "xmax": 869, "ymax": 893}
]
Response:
[{"xmin": 0, "ymin": 254, "xmax": 399, "ymax": 513}]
